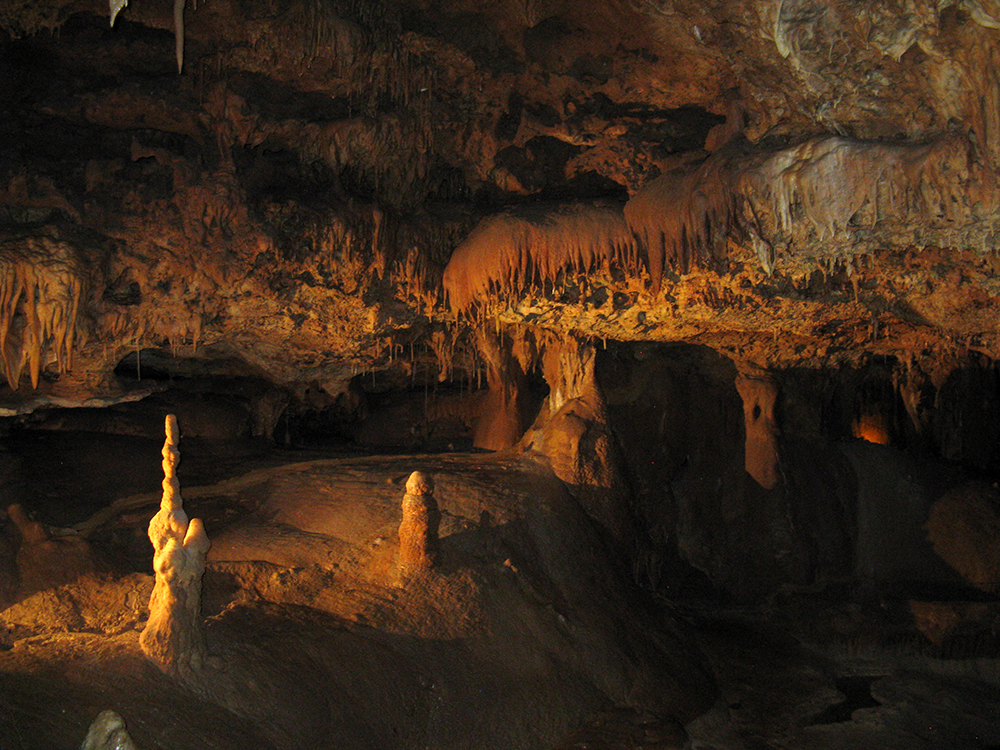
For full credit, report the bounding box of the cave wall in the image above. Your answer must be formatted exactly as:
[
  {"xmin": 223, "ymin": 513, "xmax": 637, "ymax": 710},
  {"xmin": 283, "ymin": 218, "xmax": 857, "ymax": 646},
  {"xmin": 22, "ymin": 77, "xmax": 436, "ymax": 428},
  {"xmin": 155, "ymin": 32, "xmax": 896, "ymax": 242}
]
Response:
[{"xmin": 594, "ymin": 342, "xmax": 999, "ymax": 600}]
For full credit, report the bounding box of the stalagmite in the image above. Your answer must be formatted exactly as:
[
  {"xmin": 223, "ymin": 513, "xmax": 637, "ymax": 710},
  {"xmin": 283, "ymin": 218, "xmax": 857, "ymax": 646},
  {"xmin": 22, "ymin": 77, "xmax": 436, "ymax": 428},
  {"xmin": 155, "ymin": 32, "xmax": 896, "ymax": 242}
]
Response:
[
  {"xmin": 140, "ymin": 414, "xmax": 210, "ymax": 678},
  {"xmin": 397, "ymin": 471, "xmax": 439, "ymax": 575},
  {"xmin": 80, "ymin": 710, "xmax": 140, "ymax": 750}
]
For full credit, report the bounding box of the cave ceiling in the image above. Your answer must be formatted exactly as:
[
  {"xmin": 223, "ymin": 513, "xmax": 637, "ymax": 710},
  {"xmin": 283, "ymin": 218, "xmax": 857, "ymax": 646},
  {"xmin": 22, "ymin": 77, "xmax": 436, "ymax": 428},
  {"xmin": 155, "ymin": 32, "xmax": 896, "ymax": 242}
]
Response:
[{"xmin": 3, "ymin": 0, "xmax": 1000, "ymax": 408}]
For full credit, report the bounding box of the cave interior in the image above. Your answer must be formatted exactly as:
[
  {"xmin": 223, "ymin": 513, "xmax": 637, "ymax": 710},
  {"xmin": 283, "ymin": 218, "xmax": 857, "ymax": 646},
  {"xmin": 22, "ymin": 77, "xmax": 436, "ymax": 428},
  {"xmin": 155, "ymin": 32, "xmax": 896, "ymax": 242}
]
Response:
[{"xmin": 3, "ymin": 0, "xmax": 1000, "ymax": 748}]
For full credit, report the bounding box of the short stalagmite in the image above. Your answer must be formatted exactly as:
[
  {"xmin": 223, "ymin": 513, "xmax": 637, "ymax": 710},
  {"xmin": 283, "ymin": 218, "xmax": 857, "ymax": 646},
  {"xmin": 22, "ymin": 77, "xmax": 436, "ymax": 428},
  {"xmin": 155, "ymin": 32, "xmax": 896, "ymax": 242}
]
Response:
[
  {"xmin": 80, "ymin": 709, "xmax": 140, "ymax": 750},
  {"xmin": 139, "ymin": 414, "xmax": 211, "ymax": 678},
  {"xmin": 398, "ymin": 471, "xmax": 439, "ymax": 575}
]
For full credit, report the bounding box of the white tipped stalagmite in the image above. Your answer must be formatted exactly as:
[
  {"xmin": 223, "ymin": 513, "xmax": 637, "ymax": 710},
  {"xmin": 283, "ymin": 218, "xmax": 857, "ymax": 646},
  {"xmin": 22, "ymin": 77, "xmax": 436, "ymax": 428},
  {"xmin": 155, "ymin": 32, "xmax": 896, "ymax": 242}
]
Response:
[{"xmin": 140, "ymin": 414, "xmax": 211, "ymax": 678}]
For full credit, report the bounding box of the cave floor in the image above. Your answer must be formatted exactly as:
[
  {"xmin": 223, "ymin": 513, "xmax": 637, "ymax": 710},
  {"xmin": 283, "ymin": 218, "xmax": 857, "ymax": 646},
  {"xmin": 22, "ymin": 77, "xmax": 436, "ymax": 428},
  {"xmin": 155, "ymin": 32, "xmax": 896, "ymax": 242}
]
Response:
[
  {"xmin": 1, "ymin": 434, "xmax": 999, "ymax": 750},
  {"xmin": 678, "ymin": 594, "xmax": 1000, "ymax": 750}
]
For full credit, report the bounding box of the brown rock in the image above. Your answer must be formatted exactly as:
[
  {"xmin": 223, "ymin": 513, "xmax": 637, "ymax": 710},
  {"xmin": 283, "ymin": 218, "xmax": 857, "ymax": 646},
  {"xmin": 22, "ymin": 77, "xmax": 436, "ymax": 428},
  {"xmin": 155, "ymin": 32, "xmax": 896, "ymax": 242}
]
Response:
[
  {"xmin": 926, "ymin": 481, "xmax": 1000, "ymax": 594},
  {"xmin": 398, "ymin": 471, "xmax": 439, "ymax": 575},
  {"xmin": 736, "ymin": 373, "xmax": 780, "ymax": 490}
]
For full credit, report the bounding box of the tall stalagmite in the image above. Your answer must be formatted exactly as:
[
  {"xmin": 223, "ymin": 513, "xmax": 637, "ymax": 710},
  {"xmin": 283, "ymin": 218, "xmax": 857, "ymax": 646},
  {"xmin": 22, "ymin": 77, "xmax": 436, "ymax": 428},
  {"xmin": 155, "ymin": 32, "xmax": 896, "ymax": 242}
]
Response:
[{"xmin": 140, "ymin": 414, "xmax": 210, "ymax": 678}]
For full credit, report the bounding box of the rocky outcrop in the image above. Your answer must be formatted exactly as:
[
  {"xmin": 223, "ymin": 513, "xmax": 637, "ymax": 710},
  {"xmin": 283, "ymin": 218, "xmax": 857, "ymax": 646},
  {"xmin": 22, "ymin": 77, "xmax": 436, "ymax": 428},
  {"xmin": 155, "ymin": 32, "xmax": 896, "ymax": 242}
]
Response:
[
  {"xmin": 926, "ymin": 481, "xmax": 1000, "ymax": 593},
  {"xmin": 735, "ymin": 371, "xmax": 781, "ymax": 490},
  {"xmin": 0, "ymin": 0, "xmax": 998, "ymax": 418},
  {"xmin": 7, "ymin": 502, "xmax": 96, "ymax": 599}
]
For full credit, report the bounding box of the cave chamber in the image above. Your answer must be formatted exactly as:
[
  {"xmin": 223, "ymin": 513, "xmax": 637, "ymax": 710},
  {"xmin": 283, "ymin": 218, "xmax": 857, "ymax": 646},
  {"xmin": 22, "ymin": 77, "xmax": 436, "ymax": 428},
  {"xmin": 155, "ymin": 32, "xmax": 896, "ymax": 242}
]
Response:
[{"xmin": 2, "ymin": 0, "xmax": 1000, "ymax": 748}]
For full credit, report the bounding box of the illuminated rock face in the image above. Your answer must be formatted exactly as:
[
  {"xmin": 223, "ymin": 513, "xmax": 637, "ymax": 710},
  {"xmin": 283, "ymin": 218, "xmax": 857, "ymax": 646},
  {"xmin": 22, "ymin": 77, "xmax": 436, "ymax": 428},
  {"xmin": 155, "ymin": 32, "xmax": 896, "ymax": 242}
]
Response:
[
  {"xmin": 735, "ymin": 373, "xmax": 780, "ymax": 490},
  {"xmin": 3, "ymin": 0, "xmax": 1000, "ymax": 415},
  {"xmin": 7, "ymin": 502, "xmax": 96, "ymax": 598},
  {"xmin": 2, "ymin": 0, "xmax": 1000, "ymax": 606},
  {"xmin": 0, "ymin": 234, "xmax": 83, "ymax": 390},
  {"xmin": 140, "ymin": 414, "xmax": 210, "ymax": 678}
]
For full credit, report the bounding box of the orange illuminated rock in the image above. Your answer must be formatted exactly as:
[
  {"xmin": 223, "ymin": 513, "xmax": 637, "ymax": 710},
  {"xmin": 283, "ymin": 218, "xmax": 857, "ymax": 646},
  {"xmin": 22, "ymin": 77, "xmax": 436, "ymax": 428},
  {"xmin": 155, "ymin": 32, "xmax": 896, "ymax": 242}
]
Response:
[
  {"xmin": 398, "ymin": 470, "xmax": 439, "ymax": 575},
  {"xmin": 8, "ymin": 503, "xmax": 96, "ymax": 598},
  {"xmin": 735, "ymin": 372, "xmax": 780, "ymax": 490}
]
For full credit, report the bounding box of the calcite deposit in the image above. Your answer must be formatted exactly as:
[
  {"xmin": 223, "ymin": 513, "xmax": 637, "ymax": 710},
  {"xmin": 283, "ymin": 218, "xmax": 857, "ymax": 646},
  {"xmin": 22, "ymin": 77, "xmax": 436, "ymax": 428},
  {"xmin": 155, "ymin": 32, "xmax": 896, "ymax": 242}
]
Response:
[
  {"xmin": 139, "ymin": 414, "xmax": 210, "ymax": 678},
  {"xmin": 80, "ymin": 709, "xmax": 140, "ymax": 750},
  {"xmin": 397, "ymin": 470, "xmax": 439, "ymax": 575}
]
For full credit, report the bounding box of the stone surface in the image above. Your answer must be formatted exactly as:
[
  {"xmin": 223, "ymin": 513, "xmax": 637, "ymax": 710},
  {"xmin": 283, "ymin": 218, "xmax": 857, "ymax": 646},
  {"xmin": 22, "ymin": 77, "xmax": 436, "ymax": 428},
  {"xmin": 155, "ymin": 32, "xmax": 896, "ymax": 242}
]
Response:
[
  {"xmin": 3, "ymin": 2, "xmax": 1000, "ymax": 747},
  {"xmin": 80, "ymin": 709, "xmax": 140, "ymax": 750}
]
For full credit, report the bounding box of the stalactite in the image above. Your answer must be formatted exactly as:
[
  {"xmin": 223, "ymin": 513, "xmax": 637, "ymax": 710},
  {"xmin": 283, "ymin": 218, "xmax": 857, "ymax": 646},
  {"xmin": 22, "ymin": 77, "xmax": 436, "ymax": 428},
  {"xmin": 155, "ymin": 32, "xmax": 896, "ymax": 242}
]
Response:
[
  {"xmin": 742, "ymin": 135, "xmax": 977, "ymax": 254},
  {"xmin": 622, "ymin": 133, "xmax": 986, "ymax": 289},
  {"xmin": 624, "ymin": 147, "xmax": 744, "ymax": 292},
  {"xmin": 108, "ymin": 0, "xmax": 128, "ymax": 26},
  {"xmin": 109, "ymin": 0, "xmax": 186, "ymax": 73},
  {"xmin": 174, "ymin": 0, "xmax": 186, "ymax": 73},
  {"xmin": 0, "ymin": 235, "xmax": 85, "ymax": 390},
  {"xmin": 442, "ymin": 202, "xmax": 636, "ymax": 314}
]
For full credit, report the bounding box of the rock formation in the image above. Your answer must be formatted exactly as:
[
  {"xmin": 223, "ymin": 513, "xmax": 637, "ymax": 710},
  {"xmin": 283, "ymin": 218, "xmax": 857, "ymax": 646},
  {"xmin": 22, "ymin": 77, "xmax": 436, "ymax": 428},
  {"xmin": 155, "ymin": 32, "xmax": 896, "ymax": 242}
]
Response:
[
  {"xmin": 397, "ymin": 470, "xmax": 439, "ymax": 575},
  {"xmin": 735, "ymin": 372, "xmax": 781, "ymax": 490},
  {"xmin": 7, "ymin": 502, "xmax": 96, "ymax": 598},
  {"xmin": 3, "ymin": 2, "xmax": 1000, "ymax": 745},
  {"xmin": 926, "ymin": 481, "xmax": 1000, "ymax": 593},
  {"xmin": 139, "ymin": 414, "xmax": 210, "ymax": 678},
  {"xmin": 80, "ymin": 709, "xmax": 140, "ymax": 750}
]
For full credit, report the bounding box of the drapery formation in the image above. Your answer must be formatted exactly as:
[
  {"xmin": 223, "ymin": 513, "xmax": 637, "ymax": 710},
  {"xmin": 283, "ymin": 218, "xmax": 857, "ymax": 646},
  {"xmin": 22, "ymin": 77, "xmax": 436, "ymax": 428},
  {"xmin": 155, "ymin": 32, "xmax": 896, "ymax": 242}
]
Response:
[
  {"xmin": 444, "ymin": 135, "xmax": 993, "ymax": 312},
  {"xmin": 0, "ymin": 235, "xmax": 84, "ymax": 390}
]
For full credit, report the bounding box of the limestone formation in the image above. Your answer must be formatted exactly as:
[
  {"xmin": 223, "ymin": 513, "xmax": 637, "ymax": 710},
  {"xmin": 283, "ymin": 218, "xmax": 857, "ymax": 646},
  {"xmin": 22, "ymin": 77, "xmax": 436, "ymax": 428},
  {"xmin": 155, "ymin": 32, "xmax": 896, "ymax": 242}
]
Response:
[
  {"xmin": 139, "ymin": 414, "xmax": 210, "ymax": 678},
  {"xmin": 80, "ymin": 710, "xmax": 140, "ymax": 750},
  {"xmin": 735, "ymin": 373, "xmax": 781, "ymax": 490},
  {"xmin": 443, "ymin": 203, "xmax": 637, "ymax": 315},
  {"xmin": 926, "ymin": 482, "xmax": 1000, "ymax": 593},
  {"xmin": 398, "ymin": 471, "xmax": 439, "ymax": 575},
  {"xmin": 0, "ymin": 234, "xmax": 84, "ymax": 390},
  {"xmin": 8, "ymin": 502, "xmax": 96, "ymax": 597}
]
